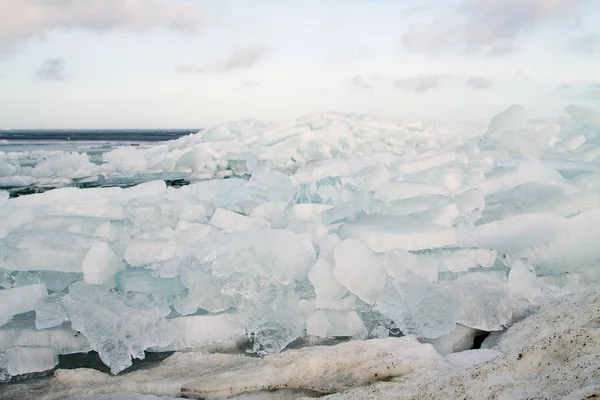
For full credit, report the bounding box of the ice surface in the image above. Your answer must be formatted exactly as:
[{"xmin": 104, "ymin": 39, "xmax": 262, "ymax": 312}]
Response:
[
  {"xmin": 0, "ymin": 315, "xmax": 91, "ymax": 354},
  {"xmin": 339, "ymin": 215, "xmax": 457, "ymax": 252},
  {"xmin": 61, "ymin": 282, "xmax": 173, "ymax": 374},
  {"xmin": 450, "ymin": 273, "xmax": 512, "ymax": 331},
  {"xmin": 82, "ymin": 241, "xmax": 125, "ymax": 286},
  {"xmin": 160, "ymin": 314, "xmax": 244, "ymax": 351},
  {"xmin": 0, "ymin": 345, "xmax": 58, "ymax": 377},
  {"xmin": 333, "ymin": 239, "xmax": 386, "ymax": 305},
  {"xmin": 306, "ymin": 310, "xmax": 367, "ymax": 338},
  {"xmin": 35, "ymin": 293, "xmax": 69, "ymax": 329},
  {"xmin": 2, "ymin": 106, "xmax": 600, "ymax": 382},
  {"xmin": 374, "ymin": 273, "xmax": 459, "ymax": 338},
  {"xmin": 2, "ymin": 230, "xmax": 102, "ymax": 272},
  {"xmin": 0, "ymin": 283, "xmax": 47, "ymax": 327}
]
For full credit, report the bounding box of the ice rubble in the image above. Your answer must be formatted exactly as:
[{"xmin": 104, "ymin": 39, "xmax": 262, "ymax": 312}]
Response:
[
  {"xmin": 0, "ymin": 105, "xmax": 599, "ymax": 382},
  {"xmin": 1, "ymin": 288, "xmax": 598, "ymax": 400}
]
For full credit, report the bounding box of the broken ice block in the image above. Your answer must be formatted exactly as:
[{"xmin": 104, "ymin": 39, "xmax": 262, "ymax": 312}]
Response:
[
  {"xmin": 81, "ymin": 242, "xmax": 124, "ymax": 286},
  {"xmin": 340, "ymin": 215, "xmax": 457, "ymax": 252},
  {"xmin": 290, "ymin": 203, "xmax": 334, "ymax": 222},
  {"xmin": 0, "ymin": 283, "xmax": 47, "ymax": 327},
  {"xmin": 2, "ymin": 230, "xmax": 102, "ymax": 272},
  {"xmin": 0, "ymin": 315, "xmax": 91, "ymax": 354},
  {"xmin": 450, "ymin": 273, "xmax": 512, "ymax": 331},
  {"xmin": 117, "ymin": 269, "xmax": 184, "ymax": 299},
  {"xmin": 374, "ymin": 273, "xmax": 459, "ymax": 338},
  {"xmin": 308, "ymin": 258, "xmax": 348, "ymax": 302},
  {"xmin": 383, "ymin": 249, "xmax": 438, "ymax": 282},
  {"xmin": 160, "ymin": 314, "xmax": 245, "ymax": 351},
  {"xmin": 306, "ymin": 310, "xmax": 367, "ymax": 338},
  {"xmin": 61, "ymin": 282, "xmax": 173, "ymax": 374},
  {"xmin": 508, "ymin": 259, "xmax": 543, "ymax": 301},
  {"xmin": 35, "ymin": 294, "xmax": 68, "ymax": 330},
  {"xmin": 0, "ymin": 346, "xmax": 58, "ymax": 376},
  {"xmin": 375, "ymin": 181, "xmax": 447, "ymax": 202},
  {"xmin": 458, "ymin": 213, "xmax": 569, "ymax": 253},
  {"xmin": 175, "ymin": 268, "xmax": 234, "ymax": 314},
  {"xmin": 333, "ymin": 239, "xmax": 386, "ymax": 305},
  {"xmin": 0, "ymin": 208, "xmax": 36, "ymax": 239},
  {"xmin": 123, "ymin": 238, "xmax": 177, "ymax": 267},
  {"xmin": 209, "ymin": 207, "xmax": 271, "ymax": 231}
]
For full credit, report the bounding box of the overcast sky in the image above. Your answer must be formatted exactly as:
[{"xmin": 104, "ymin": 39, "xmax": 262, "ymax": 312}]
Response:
[{"xmin": 0, "ymin": 0, "xmax": 599, "ymax": 128}]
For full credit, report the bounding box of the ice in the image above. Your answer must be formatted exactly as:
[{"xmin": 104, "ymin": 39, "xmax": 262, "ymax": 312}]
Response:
[
  {"xmin": 508, "ymin": 259, "xmax": 543, "ymax": 301},
  {"xmin": 374, "ymin": 181, "xmax": 447, "ymax": 202},
  {"xmin": 289, "ymin": 203, "xmax": 333, "ymax": 221},
  {"xmin": 174, "ymin": 268, "xmax": 234, "ymax": 314},
  {"xmin": 0, "ymin": 283, "xmax": 47, "ymax": 327},
  {"xmin": 306, "ymin": 310, "xmax": 367, "ymax": 338},
  {"xmin": 2, "ymin": 107, "xmax": 600, "ymax": 385},
  {"xmin": 160, "ymin": 314, "xmax": 245, "ymax": 351},
  {"xmin": 82, "ymin": 241, "xmax": 125, "ymax": 286},
  {"xmin": 374, "ymin": 273, "xmax": 459, "ymax": 338},
  {"xmin": 458, "ymin": 213, "xmax": 569, "ymax": 252},
  {"xmin": 420, "ymin": 324, "xmax": 482, "ymax": 355},
  {"xmin": 117, "ymin": 269, "xmax": 185, "ymax": 299},
  {"xmin": 0, "ymin": 346, "xmax": 58, "ymax": 377},
  {"xmin": 35, "ymin": 293, "xmax": 69, "ymax": 329},
  {"xmin": 383, "ymin": 249, "xmax": 438, "ymax": 282},
  {"xmin": 449, "ymin": 273, "xmax": 512, "ymax": 331},
  {"xmin": 0, "ymin": 208, "xmax": 36, "ymax": 238},
  {"xmin": 0, "ymin": 315, "xmax": 91, "ymax": 354},
  {"xmin": 333, "ymin": 239, "xmax": 386, "ymax": 305},
  {"xmin": 209, "ymin": 208, "xmax": 271, "ymax": 232},
  {"xmin": 61, "ymin": 282, "xmax": 173, "ymax": 374},
  {"xmin": 339, "ymin": 215, "xmax": 457, "ymax": 252},
  {"xmin": 123, "ymin": 238, "xmax": 177, "ymax": 268},
  {"xmin": 238, "ymin": 279, "xmax": 305, "ymax": 356},
  {"xmin": 2, "ymin": 230, "xmax": 102, "ymax": 272}
]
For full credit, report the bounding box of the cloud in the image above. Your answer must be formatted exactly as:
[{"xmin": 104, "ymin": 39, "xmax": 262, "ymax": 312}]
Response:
[
  {"xmin": 393, "ymin": 74, "xmax": 449, "ymax": 93},
  {"xmin": 464, "ymin": 76, "xmax": 494, "ymax": 90},
  {"xmin": 401, "ymin": 0, "xmax": 585, "ymax": 56},
  {"xmin": 37, "ymin": 57, "xmax": 66, "ymax": 81},
  {"xmin": 177, "ymin": 45, "xmax": 268, "ymax": 74},
  {"xmin": 223, "ymin": 46, "xmax": 268, "ymax": 71},
  {"xmin": 350, "ymin": 75, "xmax": 374, "ymax": 91},
  {"xmin": 568, "ymin": 34, "xmax": 599, "ymax": 54},
  {"xmin": 558, "ymin": 82, "xmax": 600, "ymax": 99},
  {"xmin": 0, "ymin": 0, "xmax": 202, "ymax": 50}
]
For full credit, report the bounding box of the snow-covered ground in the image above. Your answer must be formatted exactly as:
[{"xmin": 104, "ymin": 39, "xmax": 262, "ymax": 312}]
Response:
[{"xmin": 1, "ymin": 105, "xmax": 600, "ymax": 399}]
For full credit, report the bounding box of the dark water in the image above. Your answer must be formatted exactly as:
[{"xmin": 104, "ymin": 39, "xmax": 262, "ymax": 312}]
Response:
[{"xmin": 0, "ymin": 129, "xmax": 197, "ymax": 142}]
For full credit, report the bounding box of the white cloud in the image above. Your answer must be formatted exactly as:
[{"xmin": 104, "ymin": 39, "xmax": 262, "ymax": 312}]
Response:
[
  {"xmin": 0, "ymin": 0, "xmax": 202, "ymax": 49},
  {"xmin": 393, "ymin": 74, "xmax": 449, "ymax": 93},
  {"xmin": 401, "ymin": 0, "xmax": 585, "ymax": 56},
  {"xmin": 37, "ymin": 57, "xmax": 66, "ymax": 81},
  {"xmin": 350, "ymin": 75, "xmax": 374, "ymax": 91},
  {"xmin": 465, "ymin": 76, "xmax": 494, "ymax": 90},
  {"xmin": 568, "ymin": 34, "xmax": 599, "ymax": 54},
  {"xmin": 559, "ymin": 82, "xmax": 600, "ymax": 99},
  {"xmin": 177, "ymin": 45, "xmax": 268, "ymax": 74}
]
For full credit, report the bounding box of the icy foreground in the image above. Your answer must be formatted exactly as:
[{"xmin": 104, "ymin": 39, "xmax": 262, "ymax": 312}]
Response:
[
  {"xmin": 0, "ymin": 105, "xmax": 600, "ymax": 393},
  {"xmin": 1, "ymin": 288, "xmax": 598, "ymax": 399}
]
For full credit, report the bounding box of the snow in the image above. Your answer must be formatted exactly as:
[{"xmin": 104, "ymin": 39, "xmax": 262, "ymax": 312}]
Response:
[{"xmin": 0, "ymin": 105, "xmax": 600, "ymax": 398}]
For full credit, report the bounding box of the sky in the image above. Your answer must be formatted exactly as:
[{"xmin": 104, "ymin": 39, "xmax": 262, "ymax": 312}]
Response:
[{"xmin": 0, "ymin": 0, "xmax": 599, "ymax": 128}]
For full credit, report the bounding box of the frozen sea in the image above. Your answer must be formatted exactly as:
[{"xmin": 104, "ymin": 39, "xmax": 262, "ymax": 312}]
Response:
[{"xmin": 1, "ymin": 106, "xmax": 600, "ymax": 399}]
